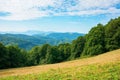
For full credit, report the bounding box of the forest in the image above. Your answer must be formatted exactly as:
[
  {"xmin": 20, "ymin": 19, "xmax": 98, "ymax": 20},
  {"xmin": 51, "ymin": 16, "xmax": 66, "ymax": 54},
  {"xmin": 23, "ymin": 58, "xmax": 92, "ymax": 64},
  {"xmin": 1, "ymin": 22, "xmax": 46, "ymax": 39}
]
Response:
[{"xmin": 0, "ymin": 17, "xmax": 120, "ymax": 69}]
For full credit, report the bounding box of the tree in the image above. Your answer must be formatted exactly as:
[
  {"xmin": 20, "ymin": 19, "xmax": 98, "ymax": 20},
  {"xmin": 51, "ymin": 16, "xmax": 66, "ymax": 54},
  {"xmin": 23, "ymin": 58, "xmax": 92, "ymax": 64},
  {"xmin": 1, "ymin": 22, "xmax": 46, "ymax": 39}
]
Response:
[
  {"xmin": 39, "ymin": 44, "xmax": 51, "ymax": 64},
  {"xmin": 20, "ymin": 49, "xmax": 28, "ymax": 66},
  {"xmin": 28, "ymin": 46, "xmax": 42, "ymax": 65},
  {"xmin": 45, "ymin": 46, "xmax": 61, "ymax": 63},
  {"xmin": 7, "ymin": 45, "xmax": 26, "ymax": 68},
  {"xmin": 0, "ymin": 43, "xmax": 9, "ymax": 69},
  {"xmin": 105, "ymin": 17, "xmax": 120, "ymax": 51},
  {"xmin": 82, "ymin": 24, "xmax": 105, "ymax": 56},
  {"xmin": 58, "ymin": 43, "xmax": 71, "ymax": 61},
  {"xmin": 63, "ymin": 43, "xmax": 71, "ymax": 60},
  {"xmin": 70, "ymin": 36, "xmax": 85, "ymax": 59}
]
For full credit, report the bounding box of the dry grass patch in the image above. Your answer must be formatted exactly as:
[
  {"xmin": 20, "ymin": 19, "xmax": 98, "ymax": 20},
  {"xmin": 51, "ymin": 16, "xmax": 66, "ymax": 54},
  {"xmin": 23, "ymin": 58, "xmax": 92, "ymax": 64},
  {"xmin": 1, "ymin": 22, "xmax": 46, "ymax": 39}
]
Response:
[{"xmin": 0, "ymin": 49, "xmax": 120, "ymax": 78}]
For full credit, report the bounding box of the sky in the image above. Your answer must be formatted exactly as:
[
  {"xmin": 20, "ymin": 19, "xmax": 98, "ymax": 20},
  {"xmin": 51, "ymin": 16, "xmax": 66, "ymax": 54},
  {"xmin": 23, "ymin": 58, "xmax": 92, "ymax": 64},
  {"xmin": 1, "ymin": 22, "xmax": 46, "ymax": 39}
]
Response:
[{"xmin": 0, "ymin": 0, "xmax": 120, "ymax": 33}]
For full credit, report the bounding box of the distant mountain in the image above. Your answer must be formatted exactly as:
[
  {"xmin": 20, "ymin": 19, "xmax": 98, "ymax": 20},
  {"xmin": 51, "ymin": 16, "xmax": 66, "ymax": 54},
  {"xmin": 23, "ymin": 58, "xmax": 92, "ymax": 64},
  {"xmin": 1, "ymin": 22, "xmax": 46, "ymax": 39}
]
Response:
[
  {"xmin": 0, "ymin": 34, "xmax": 47, "ymax": 49},
  {"xmin": 22, "ymin": 31, "xmax": 53, "ymax": 36},
  {"xmin": 0, "ymin": 32, "xmax": 85, "ymax": 50},
  {"xmin": 0, "ymin": 31, "xmax": 53, "ymax": 36},
  {"xmin": 45, "ymin": 32, "xmax": 84, "ymax": 40}
]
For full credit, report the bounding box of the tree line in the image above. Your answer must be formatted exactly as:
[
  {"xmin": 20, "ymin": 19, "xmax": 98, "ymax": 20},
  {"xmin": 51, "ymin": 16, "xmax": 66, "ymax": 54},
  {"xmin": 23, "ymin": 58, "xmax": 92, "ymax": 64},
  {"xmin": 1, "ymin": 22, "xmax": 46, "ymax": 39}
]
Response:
[{"xmin": 0, "ymin": 17, "xmax": 120, "ymax": 69}]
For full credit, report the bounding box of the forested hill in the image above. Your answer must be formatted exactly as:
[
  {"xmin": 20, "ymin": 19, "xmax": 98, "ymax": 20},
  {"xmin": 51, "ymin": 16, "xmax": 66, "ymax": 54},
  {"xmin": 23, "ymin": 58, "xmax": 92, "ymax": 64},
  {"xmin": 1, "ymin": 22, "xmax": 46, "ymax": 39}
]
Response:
[
  {"xmin": 0, "ymin": 32, "xmax": 84, "ymax": 50},
  {"xmin": 0, "ymin": 17, "xmax": 120, "ymax": 69}
]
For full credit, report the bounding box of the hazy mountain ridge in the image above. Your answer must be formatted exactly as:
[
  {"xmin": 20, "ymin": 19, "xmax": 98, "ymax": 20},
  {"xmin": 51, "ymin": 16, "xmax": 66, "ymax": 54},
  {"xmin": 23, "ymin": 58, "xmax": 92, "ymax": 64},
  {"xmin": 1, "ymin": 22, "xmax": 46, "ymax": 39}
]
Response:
[{"xmin": 0, "ymin": 32, "xmax": 84, "ymax": 49}]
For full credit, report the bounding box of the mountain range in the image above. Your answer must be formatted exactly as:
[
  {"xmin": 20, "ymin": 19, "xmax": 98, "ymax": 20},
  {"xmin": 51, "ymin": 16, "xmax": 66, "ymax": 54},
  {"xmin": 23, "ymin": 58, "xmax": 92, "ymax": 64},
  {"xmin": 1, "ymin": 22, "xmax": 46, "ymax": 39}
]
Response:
[{"xmin": 0, "ymin": 31, "xmax": 85, "ymax": 50}]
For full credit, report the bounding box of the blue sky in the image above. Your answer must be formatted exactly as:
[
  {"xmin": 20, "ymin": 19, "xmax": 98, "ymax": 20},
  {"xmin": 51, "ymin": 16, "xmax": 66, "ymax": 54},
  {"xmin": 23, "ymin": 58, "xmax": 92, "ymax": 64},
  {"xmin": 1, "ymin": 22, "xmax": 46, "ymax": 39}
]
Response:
[{"xmin": 0, "ymin": 0, "xmax": 120, "ymax": 33}]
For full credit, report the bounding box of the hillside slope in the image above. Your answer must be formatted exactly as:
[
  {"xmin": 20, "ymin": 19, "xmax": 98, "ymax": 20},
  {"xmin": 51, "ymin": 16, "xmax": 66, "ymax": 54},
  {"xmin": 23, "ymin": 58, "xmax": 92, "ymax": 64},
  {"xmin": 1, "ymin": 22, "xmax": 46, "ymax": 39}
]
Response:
[{"xmin": 0, "ymin": 49, "xmax": 120, "ymax": 79}]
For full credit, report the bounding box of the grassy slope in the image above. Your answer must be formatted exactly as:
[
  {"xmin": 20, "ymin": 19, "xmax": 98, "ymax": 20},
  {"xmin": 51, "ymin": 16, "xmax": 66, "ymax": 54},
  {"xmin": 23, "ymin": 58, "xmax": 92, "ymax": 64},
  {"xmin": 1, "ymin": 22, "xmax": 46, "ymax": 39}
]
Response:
[{"xmin": 0, "ymin": 49, "xmax": 120, "ymax": 80}]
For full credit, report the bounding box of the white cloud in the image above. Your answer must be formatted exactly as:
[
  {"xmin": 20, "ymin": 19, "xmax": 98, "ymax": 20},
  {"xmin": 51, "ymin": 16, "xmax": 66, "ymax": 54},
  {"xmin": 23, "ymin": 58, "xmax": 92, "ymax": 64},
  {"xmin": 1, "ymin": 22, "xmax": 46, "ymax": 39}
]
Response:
[
  {"xmin": 0, "ymin": 0, "xmax": 120, "ymax": 20},
  {"xmin": 65, "ymin": 7, "xmax": 120, "ymax": 16},
  {"xmin": 78, "ymin": 0, "xmax": 120, "ymax": 9}
]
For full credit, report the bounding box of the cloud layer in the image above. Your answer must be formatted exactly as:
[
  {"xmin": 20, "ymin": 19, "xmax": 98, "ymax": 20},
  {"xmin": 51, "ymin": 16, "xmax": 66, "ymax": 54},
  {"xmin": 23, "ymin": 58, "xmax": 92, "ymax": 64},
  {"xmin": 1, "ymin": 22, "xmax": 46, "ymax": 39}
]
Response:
[{"xmin": 0, "ymin": 0, "xmax": 120, "ymax": 20}]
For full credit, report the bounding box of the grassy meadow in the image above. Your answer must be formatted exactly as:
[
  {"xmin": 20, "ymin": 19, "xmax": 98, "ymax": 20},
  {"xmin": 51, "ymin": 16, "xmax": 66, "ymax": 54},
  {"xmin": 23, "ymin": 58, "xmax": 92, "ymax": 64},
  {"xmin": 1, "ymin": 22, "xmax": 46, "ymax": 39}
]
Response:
[{"xmin": 0, "ymin": 49, "xmax": 120, "ymax": 80}]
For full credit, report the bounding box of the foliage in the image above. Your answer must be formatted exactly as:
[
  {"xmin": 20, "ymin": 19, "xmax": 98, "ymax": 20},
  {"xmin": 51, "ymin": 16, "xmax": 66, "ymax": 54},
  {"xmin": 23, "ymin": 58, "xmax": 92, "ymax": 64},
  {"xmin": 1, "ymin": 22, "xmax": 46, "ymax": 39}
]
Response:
[
  {"xmin": 70, "ymin": 36, "xmax": 85, "ymax": 59},
  {"xmin": 0, "ymin": 43, "xmax": 9, "ymax": 69},
  {"xmin": 82, "ymin": 24, "xmax": 105, "ymax": 56},
  {"xmin": 6, "ymin": 45, "xmax": 28, "ymax": 68},
  {"xmin": 0, "ymin": 17, "xmax": 120, "ymax": 69},
  {"xmin": 105, "ymin": 17, "xmax": 120, "ymax": 51},
  {"xmin": 58, "ymin": 43, "xmax": 71, "ymax": 61}
]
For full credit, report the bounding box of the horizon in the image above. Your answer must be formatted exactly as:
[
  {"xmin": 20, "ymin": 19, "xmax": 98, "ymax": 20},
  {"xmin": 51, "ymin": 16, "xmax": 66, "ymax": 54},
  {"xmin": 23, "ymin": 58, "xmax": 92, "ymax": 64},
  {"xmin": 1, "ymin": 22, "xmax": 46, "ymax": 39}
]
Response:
[
  {"xmin": 0, "ymin": 30, "xmax": 85, "ymax": 35},
  {"xmin": 0, "ymin": 30, "xmax": 85, "ymax": 34},
  {"xmin": 0, "ymin": 0, "xmax": 120, "ymax": 33}
]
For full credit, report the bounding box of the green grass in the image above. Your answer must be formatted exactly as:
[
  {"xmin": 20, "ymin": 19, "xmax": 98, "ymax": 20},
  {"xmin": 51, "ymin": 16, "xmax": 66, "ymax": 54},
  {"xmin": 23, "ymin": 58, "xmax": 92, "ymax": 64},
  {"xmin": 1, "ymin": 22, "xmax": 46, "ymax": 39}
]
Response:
[
  {"xmin": 1, "ymin": 49, "xmax": 120, "ymax": 80},
  {"xmin": 0, "ymin": 62, "xmax": 120, "ymax": 80}
]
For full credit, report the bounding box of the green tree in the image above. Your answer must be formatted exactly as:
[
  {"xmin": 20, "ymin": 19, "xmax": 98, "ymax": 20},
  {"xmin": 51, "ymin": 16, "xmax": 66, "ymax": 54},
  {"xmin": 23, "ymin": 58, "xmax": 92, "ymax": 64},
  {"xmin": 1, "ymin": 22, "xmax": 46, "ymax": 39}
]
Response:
[
  {"xmin": 105, "ymin": 17, "xmax": 120, "ymax": 51},
  {"xmin": 82, "ymin": 24, "xmax": 105, "ymax": 56},
  {"xmin": 28, "ymin": 46, "xmax": 42, "ymax": 65},
  {"xmin": 7, "ymin": 45, "xmax": 26, "ymax": 68},
  {"xmin": 20, "ymin": 49, "xmax": 28, "ymax": 66},
  {"xmin": 0, "ymin": 43, "xmax": 9, "ymax": 69},
  {"xmin": 39, "ymin": 44, "xmax": 51, "ymax": 64},
  {"xmin": 45, "ymin": 46, "xmax": 61, "ymax": 63},
  {"xmin": 58, "ymin": 43, "xmax": 71, "ymax": 61},
  {"xmin": 70, "ymin": 36, "xmax": 85, "ymax": 59}
]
